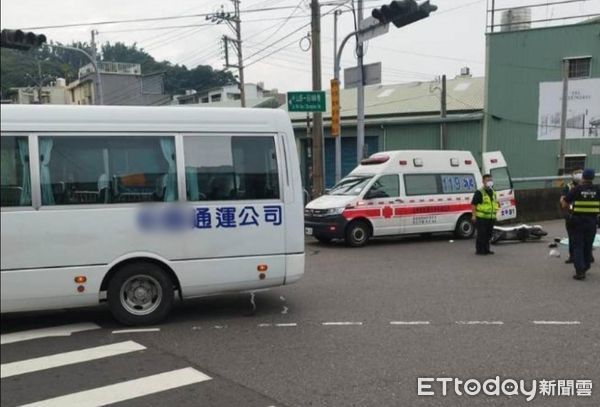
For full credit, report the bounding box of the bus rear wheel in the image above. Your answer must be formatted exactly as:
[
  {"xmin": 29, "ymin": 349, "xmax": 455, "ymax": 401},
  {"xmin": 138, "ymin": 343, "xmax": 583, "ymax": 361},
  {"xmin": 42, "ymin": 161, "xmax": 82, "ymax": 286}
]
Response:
[{"xmin": 107, "ymin": 262, "xmax": 174, "ymax": 326}]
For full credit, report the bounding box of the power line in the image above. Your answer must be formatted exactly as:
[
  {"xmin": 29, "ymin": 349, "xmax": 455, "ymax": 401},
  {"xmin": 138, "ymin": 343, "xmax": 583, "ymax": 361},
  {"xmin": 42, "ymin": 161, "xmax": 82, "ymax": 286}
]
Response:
[{"xmin": 19, "ymin": 5, "xmax": 308, "ymax": 30}]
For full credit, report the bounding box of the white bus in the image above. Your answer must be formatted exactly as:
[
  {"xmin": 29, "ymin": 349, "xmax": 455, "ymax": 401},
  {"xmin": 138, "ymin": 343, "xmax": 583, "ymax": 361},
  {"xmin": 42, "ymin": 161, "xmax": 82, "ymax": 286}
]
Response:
[
  {"xmin": 1, "ymin": 105, "xmax": 304, "ymax": 325},
  {"xmin": 305, "ymin": 150, "xmax": 516, "ymax": 247}
]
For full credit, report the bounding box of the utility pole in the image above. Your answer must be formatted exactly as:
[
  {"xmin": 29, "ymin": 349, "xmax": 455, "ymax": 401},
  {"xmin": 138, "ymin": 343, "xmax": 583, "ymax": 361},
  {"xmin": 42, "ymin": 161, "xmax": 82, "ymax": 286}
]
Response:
[
  {"xmin": 233, "ymin": 0, "xmax": 246, "ymax": 107},
  {"xmin": 210, "ymin": 2, "xmax": 245, "ymax": 107},
  {"xmin": 356, "ymin": 0, "xmax": 366, "ymax": 164},
  {"xmin": 36, "ymin": 60, "xmax": 43, "ymax": 103},
  {"xmin": 91, "ymin": 29, "xmax": 98, "ymax": 63},
  {"xmin": 440, "ymin": 74, "xmax": 447, "ymax": 149},
  {"xmin": 90, "ymin": 29, "xmax": 103, "ymax": 105},
  {"xmin": 558, "ymin": 59, "xmax": 569, "ymax": 175},
  {"xmin": 311, "ymin": 0, "xmax": 324, "ymax": 196}
]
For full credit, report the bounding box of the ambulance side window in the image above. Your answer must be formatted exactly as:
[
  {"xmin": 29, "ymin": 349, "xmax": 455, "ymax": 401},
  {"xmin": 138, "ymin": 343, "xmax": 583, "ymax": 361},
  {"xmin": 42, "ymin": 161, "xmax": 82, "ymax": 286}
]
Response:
[{"xmin": 365, "ymin": 174, "xmax": 399, "ymax": 199}]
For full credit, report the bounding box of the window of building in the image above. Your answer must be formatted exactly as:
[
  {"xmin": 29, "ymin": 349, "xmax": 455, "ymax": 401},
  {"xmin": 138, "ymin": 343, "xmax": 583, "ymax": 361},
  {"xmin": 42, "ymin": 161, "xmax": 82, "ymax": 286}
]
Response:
[
  {"xmin": 365, "ymin": 174, "xmax": 399, "ymax": 199},
  {"xmin": 184, "ymin": 136, "xmax": 279, "ymax": 201},
  {"xmin": 0, "ymin": 136, "xmax": 31, "ymax": 207},
  {"xmin": 39, "ymin": 136, "xmax": 177, "ymax": 205},
  {"xmin": 210, "ymin": 94, "xmax": 221, "ymax": 102},
  {"xmin": 564, "ymin": 155, "xmax": 586, "ymax": 174},
  {"xmin": 404, "ymin": 174, "xmax": 440, "ymax": 196},
  {"xmin": 201, "ymin": 97, "xmax": 209, "ymax": 103},
  {"xmin": 566, "ymin": 57, "xmax": 591, "ymax": 79}
]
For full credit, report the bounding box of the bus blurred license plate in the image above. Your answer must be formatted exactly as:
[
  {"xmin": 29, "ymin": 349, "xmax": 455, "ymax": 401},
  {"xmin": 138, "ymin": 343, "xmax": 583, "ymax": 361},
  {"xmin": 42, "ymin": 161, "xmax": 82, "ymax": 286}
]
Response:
[{"xmin": 305, "ymin": 227, "xmax": 313, "ymax": 235}]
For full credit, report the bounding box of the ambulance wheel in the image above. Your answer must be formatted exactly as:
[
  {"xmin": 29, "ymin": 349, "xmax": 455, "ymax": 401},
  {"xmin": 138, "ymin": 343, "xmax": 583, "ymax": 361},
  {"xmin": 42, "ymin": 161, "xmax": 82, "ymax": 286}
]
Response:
[
  {"xmin": 345, "ymin": 220, "xmax": 371, "ymax": 247},
  {"xmin": 107, "ymin": 262, "xmax": 174, "ymax": 326},
  {"xmin": 454, "ymin": 215, "xmax": 475, "ymax": 239},
  {"xmin": 315, "ymin": 235, "xmax": 333, "ymax": 244}
]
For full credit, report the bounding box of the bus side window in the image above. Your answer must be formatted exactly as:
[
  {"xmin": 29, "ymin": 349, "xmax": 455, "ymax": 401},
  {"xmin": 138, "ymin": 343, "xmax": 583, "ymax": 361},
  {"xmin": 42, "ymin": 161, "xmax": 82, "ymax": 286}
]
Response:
[
  {"xmin": 38, "ymin": 136, "xmax": 178, "ymax": 206},
  {"xmin": 0, "ymin": 136, "xmax": 31, "ymax": 207},
  {"xmin": 184, "ymin": 135, "xmax": 280, "ymax": 202}
]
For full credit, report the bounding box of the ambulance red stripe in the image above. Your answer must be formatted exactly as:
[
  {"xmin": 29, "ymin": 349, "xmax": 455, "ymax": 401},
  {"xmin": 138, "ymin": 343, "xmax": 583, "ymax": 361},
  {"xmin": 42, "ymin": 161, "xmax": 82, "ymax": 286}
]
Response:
[{"xmin": 342, "ymin": 203, "xmax": 473, "ymax": 220}]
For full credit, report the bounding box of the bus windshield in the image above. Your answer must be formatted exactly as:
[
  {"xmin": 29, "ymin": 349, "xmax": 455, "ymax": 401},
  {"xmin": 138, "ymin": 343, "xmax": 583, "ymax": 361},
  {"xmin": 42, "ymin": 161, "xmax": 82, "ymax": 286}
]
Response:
[{"xmin": 329, "ymin": 175, "xmax": 373, "ymax": 196}]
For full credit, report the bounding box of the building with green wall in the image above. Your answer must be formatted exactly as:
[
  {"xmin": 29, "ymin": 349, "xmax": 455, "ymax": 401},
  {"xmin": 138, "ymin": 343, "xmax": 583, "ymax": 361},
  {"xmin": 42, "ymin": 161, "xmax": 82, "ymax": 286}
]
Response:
[{"xmin": 484, "ymin": 19, "xmax": 600, "ymax": 179}]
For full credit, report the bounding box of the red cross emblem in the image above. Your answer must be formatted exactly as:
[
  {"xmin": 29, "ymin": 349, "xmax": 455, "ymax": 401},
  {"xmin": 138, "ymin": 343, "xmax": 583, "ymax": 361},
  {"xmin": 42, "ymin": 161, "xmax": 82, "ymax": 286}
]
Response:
[{"xmin": 382, "ymin": 206, "xmax": 394, "ymax": 219}]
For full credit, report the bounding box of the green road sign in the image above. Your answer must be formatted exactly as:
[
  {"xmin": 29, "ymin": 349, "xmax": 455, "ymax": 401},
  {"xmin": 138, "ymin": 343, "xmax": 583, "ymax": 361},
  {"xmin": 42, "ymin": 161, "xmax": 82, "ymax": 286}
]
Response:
[{"xmin": 287, "ymin": 91, "xmax": 326, "ymax": 112}]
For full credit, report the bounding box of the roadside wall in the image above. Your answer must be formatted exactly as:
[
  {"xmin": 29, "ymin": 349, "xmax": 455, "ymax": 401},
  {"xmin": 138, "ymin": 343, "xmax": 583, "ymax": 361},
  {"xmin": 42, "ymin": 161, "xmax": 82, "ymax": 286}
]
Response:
[{"xmin": 514, "ymin": 188, "xmax": 563, "ymax": 223}]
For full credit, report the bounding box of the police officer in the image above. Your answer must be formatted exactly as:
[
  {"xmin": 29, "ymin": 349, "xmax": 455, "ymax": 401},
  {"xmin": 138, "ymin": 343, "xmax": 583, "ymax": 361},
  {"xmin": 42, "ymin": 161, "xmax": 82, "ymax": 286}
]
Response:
[
  {"xmin": 471, "ymin": 174, "xmax": 498, "ymax": 255},
  {"xmin": 560, "ymin": 169, "xmax": 583, "ymax": 264},
  {"xmin": 560, "ymin": 168, "xmax": 600, "ymax": 280}
]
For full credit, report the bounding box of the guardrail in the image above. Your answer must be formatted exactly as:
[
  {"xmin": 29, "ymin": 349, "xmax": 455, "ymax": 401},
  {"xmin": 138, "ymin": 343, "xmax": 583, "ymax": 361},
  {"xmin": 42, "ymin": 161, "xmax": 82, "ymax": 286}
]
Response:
[{"xmin": 511, "ymin": 175, "xmax": 571, "ymax": 183}]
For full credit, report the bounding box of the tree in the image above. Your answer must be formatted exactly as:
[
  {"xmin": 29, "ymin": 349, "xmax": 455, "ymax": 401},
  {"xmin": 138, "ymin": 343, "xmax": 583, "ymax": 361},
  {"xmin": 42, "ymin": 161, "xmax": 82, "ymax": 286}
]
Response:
[{"xmin": 1, "ymin": 41, "xmax": 237, "ymax": 98}]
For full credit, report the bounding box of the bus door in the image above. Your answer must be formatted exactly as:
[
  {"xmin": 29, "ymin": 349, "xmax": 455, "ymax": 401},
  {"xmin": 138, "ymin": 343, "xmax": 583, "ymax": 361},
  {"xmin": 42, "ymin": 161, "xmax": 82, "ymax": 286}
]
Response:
[{"xmin": 177, "ymin": 134, "xmax": 287, "ymax": 295}]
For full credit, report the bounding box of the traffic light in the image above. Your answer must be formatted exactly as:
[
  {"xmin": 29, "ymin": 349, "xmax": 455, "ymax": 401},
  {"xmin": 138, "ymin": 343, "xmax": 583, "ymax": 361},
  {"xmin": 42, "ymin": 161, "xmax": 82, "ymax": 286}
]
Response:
[
  {"xmin": 0, "ymin": 29, "xmax": 47, "ymax": 51},
  {"xmin": 371, "ymin": 0, "xmax": 437, "ymax": 28}
]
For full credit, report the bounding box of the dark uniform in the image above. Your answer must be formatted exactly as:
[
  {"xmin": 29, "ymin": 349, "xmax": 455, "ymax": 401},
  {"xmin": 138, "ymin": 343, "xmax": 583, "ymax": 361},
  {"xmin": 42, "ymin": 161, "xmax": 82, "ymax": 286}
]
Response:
[
  {"xmin": 563, "ymin": 178, "xmax": 600, "ymax": 279},
  {"xmin": 561, "ymin": 181, "xmax": 578, "ymax": 261},
  {"xmin": 471, "ymin": 187, "xmax": 498, "ymax": 255}
]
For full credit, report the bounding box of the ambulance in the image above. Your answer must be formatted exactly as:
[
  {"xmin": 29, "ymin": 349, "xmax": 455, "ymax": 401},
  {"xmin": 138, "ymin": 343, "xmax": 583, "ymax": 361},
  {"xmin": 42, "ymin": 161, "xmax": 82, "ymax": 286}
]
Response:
[{"xmin": 304, "ymin": 150, "xmax": 516, "ymax": 247}]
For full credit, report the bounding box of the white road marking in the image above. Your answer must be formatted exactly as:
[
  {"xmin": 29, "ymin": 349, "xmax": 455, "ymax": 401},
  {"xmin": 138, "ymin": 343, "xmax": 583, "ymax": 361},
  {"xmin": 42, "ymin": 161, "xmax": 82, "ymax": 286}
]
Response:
[
  {"xmin": 214, "ymin": 325, "xmax": 227, "ymax": 329},
  {"xmin": 19, "ymin": 367, "xmax": 212, "ymax": 407},
  {"xmin": 258, "ymin": 323, "xmax": 297, "ymax": 327},
  {"xmin": 275, "ymin": 323, "xmax": 297, "ymax": 327},
  {"xmin": 1, "ymin": 341, "xmax": 145, "ymax": 379},
  {"xmin": 456, "ymin": 321, "xmax": 504, "ymax": 325},
  {"xmin": 281, "ymin": 306, "xmax": 289, "ymax": 315},
  {"xmin": 112, "ymin": 328, "xmax": 160, "ymax": 334},
  {"xmin": 258, "ymin": 323, "xmax": 273, "ymax": 327},
  {"xmin": 322, "ymin": 322, "xmax": 363, "ymax": 326},
  {"xmin": 390, "ymin": 321, "xmax": 430, "ymax": 325},
  {"xmin": 532, "ymin": 321, "xmax": 581, "ymax": 325},
  {"xmin": 0, "ymin": 323, "xmax": 100, "ymax": 345}
]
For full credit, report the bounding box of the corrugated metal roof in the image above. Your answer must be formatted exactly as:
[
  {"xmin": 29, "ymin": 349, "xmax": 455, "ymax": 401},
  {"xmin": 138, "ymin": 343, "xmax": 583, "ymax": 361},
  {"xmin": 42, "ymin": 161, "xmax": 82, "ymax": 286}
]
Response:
[{"xmin": 285, "ymin": 76, "xmax": 484, "ymax": 121}]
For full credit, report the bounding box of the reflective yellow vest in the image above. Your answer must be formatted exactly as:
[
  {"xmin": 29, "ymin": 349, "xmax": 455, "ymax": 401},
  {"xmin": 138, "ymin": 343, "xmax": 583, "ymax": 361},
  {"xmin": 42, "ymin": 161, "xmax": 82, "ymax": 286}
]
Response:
[
  {"xmin": 476, "ymin": 188, "xmax": 498, "ymax": 219},
  {"xmin": 572, "ymin": 185, "xmax": 600, "ymax": 215}
]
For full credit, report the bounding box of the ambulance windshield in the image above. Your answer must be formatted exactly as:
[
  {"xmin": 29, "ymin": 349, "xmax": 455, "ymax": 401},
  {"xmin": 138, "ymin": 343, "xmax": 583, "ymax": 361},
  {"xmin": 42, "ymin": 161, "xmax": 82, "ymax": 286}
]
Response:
[{"xmin": 329, "ymin": 175, "xmax": 373, "ymax": 196}]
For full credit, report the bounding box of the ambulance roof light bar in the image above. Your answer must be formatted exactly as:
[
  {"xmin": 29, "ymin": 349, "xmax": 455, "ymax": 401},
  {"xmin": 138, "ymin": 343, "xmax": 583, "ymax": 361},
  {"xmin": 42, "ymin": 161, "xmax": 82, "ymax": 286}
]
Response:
[{"xmin": 361, "ymin": 155, "xmax": 390, "ymax": 165}]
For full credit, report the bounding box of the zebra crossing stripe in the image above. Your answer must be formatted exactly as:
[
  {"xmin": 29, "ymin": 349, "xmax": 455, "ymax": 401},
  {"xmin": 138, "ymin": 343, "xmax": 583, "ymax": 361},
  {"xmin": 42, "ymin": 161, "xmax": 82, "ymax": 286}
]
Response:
[
  {"xmin": 1, "ymin": 323, "xmax": 100, "ymax": 345},
  {"xmin": 17, "ymin": 367, "xmax": 212, "ymax": 407},
  {"xmin": 1, "ymin": 341, "xmax": 145, "ymax": 379}
]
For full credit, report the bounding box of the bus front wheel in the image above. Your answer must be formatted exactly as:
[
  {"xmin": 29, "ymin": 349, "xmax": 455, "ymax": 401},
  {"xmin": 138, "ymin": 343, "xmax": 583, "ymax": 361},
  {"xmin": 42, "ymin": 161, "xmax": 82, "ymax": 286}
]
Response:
[{"xmin": 107, "ymin": 262, "xmax": 174, "ymax": 326}]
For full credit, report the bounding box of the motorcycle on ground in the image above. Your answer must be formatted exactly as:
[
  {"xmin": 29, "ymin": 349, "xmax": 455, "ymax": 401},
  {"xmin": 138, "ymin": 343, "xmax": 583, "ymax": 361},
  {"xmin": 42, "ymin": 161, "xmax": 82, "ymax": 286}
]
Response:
[{"xmin": 490, "ymin": 224, "xmax": 548, "ymax": 244}]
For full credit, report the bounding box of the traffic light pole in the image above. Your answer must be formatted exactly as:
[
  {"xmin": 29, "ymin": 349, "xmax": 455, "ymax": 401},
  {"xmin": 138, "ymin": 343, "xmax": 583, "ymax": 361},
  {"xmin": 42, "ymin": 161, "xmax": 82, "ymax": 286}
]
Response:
[
  {"xmin": 51, "ymin": 43, "xmax": 104, "ymax": 105},
  {"xmin": 333, "ymin": 9, "xmax": 342, "ymax": 184},
  {"xmin": 356, "ymin": 0, "xmax": 366, "ymax": 165}
]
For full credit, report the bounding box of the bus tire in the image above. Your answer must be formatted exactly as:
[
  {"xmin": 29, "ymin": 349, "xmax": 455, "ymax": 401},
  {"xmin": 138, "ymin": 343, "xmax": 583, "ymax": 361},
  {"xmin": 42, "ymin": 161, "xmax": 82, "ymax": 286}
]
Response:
[
  {"xmin": 107, "ymin": 262, "xmax": 174, "ymax": 326},
  {"xmin": 315, "ymin": 235, "xmax": 333, "ymax": 244},
  {"xmin": 345, "ymin": 220, "xmax": 371, "ymax": 247},
  {"xmin": 454, "ymin": 215, "xmax": 475, "ymax": 239}
]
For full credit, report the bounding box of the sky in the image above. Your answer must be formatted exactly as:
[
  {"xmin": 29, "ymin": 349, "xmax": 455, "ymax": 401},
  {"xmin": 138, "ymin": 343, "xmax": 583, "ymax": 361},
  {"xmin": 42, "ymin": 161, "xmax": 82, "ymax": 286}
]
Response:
[{"xmin": 2, "ymin": 0, "xmax": 599, "ymax": 93}]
